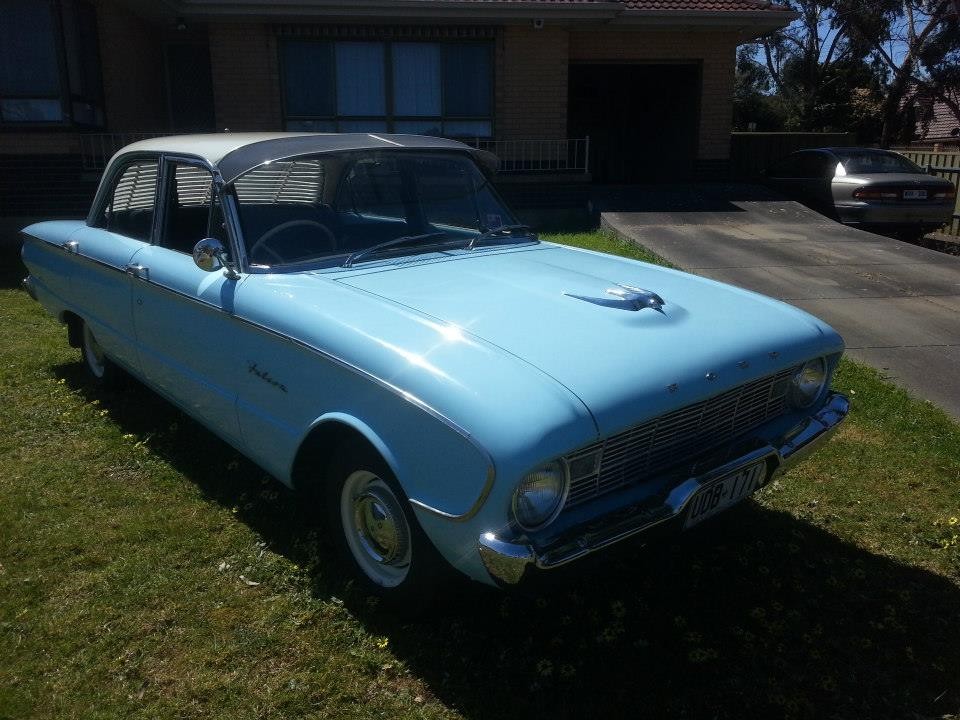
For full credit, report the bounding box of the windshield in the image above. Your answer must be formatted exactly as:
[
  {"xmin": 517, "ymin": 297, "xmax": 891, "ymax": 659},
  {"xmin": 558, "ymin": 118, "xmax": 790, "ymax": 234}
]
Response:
[
  {"xmin": 835, "ymin": 151, "xmax": 923, "ymax": 175},
  {"xmin": 231, "ymin": 150, "xmax": 524, "ymax": 269}
]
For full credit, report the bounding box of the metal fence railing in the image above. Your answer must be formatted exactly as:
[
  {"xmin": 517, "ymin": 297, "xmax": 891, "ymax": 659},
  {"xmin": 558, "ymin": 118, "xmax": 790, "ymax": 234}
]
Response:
[
  {"xmin": 79, "ymin": 132, "xmax": 170, "ymax": 171},
  {"xmin": 465, "ymin": 138, "xmax": 590, "ymax": 174},
  {"xmin": 893, "ymin": 147, "xmax": 960, "ymax": 237}
]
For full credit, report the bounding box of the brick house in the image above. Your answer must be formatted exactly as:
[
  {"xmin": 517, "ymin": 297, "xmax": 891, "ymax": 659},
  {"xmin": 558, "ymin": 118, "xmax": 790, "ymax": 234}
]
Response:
[{"xmin": 0, "ymin": 0, "xmax": 793, "ymax": 214}]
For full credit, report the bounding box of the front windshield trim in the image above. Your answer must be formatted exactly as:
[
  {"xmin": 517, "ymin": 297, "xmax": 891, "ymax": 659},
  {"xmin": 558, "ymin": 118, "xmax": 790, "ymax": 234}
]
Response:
[
  {"xmin": 244, "ymin": 235, "xmax": 541, "ymax": 274},
  {"xmin": 230, "ymin": 148, "xmax": 527, "ymax": 272}
]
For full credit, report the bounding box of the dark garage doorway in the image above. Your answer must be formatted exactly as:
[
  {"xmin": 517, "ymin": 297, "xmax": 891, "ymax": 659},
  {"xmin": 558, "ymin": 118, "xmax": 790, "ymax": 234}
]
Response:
[
  {"xmin": 164, "ymin": 42, "xmax": 216, "ymax": 133},
  {"xmin": 569, "ymin": 63, "xmax": 700, "ymax": 184}
]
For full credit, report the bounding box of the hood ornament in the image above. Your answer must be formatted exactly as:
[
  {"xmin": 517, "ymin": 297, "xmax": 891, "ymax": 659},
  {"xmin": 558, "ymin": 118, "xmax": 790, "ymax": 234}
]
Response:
[{"xmin": 565, "ymin": 284, "xmax": 666, "ymax": 313}]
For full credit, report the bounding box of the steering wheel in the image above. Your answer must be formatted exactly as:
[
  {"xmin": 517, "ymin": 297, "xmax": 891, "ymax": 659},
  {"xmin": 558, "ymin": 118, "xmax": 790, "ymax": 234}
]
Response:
[{"xmin": 249, "ymin": 220, "xmax": 337, "ymax": 265}]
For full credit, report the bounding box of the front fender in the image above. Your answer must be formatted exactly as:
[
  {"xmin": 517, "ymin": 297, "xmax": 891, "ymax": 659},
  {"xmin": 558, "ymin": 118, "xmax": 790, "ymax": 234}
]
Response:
[{"xmin": 299, "ymin": 406, "xmax": 494, "ymax": 522}]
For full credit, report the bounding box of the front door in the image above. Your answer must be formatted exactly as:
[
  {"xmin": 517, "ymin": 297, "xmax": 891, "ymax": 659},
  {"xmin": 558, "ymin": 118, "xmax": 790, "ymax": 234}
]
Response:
[{"xmin": 131, "ymin": 158, "xmax": 243, "ymax": 444}]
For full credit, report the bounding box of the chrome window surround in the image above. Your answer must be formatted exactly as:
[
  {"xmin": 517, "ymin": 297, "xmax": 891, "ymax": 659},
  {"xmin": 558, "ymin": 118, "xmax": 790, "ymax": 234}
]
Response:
[{"xmin": 563, "ymin": 364, "xmax": 801, "ymax": 510}]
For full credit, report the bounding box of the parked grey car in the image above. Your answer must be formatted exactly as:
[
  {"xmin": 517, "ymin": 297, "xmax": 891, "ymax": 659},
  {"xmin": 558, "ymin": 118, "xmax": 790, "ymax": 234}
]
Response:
[{"xmin": 766, "ymin": 148, "xmax": 956, "ymax": 239}]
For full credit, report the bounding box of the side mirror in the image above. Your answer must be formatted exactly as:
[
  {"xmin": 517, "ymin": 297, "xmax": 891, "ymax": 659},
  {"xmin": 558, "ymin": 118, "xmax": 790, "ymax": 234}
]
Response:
[{"xmin": 192, "ymin": 238, "xmax": 226, "ymax": 272}]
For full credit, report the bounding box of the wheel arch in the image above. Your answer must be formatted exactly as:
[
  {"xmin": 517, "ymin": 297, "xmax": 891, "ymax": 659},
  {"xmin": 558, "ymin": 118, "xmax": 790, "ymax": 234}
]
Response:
[
  {"xmin": 60, "ymin": 310, "xmax": 83, "ymax": 348},
  {"xmin": 290, "ymin": 413, "xmax": 401, "ymax": 496}
]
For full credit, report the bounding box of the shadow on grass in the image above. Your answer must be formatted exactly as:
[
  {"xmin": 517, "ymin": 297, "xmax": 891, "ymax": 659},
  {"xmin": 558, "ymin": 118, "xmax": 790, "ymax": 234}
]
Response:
[{"xmin": 55, "ymin": 361, "xmax": 960, "ymax": 720}]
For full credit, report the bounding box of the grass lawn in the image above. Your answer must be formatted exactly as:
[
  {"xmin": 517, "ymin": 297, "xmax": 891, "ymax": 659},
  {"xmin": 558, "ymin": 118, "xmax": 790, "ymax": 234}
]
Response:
[{"xmin": 2, "ymin": 230, "xmax": 959, "ymax": 720}]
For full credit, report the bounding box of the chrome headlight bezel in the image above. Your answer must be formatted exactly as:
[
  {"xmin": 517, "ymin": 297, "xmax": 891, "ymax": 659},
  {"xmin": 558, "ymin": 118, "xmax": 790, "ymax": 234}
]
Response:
[
  {"xmin": 790, "ymin": 357, "xmax": 828, "ymax": 409},
  {"xmin": 511, "ymin": 460, "xmax": 570, "ymax": 532}
]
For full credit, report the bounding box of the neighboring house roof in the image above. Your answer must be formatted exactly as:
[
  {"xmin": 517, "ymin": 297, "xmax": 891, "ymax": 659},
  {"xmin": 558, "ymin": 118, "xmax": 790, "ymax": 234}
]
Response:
[{"xmin": 917, "ymin": 98, "xmax": 960, "ymax": 142}]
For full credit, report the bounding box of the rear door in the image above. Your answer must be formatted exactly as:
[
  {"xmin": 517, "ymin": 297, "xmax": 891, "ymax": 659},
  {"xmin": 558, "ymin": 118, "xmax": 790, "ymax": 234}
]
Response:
[
  {"xmin": 71, "ymin": 156, "xmax": 161, "ymax": 372},
  {"xmin": 130, "ymin": 157, "xmax": 244, "ymax": 444}
]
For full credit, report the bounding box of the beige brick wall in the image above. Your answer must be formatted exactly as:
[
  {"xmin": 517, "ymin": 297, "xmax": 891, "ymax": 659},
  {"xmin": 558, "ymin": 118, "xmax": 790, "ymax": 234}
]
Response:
[
  {"xmin": 0, "ymin": 133, "xmax": 81, "ymax": 155},
  {"xmin": 496, "ymin": 26, "xmax": 568, "ymax": 141},
  {"xmin": 208, "ymin": 23, "xmax": 282, "ymax": 131},
  {"xmin": 568, "ymin": 30, "xmax": 738, "ymax": 160}
]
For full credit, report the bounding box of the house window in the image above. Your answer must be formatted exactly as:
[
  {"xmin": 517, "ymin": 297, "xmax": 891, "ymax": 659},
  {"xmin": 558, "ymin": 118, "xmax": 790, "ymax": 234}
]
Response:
[
  {"xmin": 0, "ymin": 0, "xmax": 103, "ymax": 126},
  {"xmin": 281, "ymin": 38, "xmax": 493, "ymax": 138}
]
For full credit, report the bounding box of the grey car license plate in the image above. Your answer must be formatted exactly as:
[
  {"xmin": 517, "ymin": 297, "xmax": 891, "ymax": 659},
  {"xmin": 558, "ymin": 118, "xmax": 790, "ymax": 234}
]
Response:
[
  {"xmin": 902, "ymin": 189, "xmax": 927, "ymax": 200},
  {"xmin": 684, "ymin": 461, "xmax": 768, "ymax": 529}
]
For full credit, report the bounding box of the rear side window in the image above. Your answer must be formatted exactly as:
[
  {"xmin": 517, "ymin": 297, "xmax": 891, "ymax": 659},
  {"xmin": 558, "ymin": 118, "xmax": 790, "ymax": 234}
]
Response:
[{"xmin": 97, "ymin": 159, "xmax": 159, "ymax": 242}]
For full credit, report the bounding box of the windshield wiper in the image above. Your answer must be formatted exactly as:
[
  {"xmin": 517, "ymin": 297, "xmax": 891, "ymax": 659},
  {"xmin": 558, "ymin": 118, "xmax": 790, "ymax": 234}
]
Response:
[
  {"xmin": 343, "ymin": 231, "xmax": 453, "ymax": 268},
  {"xmin": 468, "ymin": 224, "xmax": 537, "ymax": 250}
]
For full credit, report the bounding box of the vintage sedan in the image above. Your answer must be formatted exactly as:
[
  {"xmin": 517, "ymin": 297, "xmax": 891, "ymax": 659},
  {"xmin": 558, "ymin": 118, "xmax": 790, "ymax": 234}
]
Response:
[
  {"xmin": 766, "ymin": 147, "xmax": 956, "ymax": 239},
  {"xmin": 21, "ymin": 133, "xmax": 848, "ymax": 598}
]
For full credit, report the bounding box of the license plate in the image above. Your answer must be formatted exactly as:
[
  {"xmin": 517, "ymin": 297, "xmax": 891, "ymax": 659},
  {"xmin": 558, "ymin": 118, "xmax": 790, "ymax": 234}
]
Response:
[
  {"xmin": 683, "ymin": 461, "xmax": 768, "ymax": 529},
  {"xmin": 902, "ymin": 189, "xmax": 927, "ymax": 200}
]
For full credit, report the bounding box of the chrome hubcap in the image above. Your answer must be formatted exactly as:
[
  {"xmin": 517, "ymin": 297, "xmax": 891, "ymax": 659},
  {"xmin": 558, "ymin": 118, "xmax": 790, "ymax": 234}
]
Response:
[
  {"xmin": 82, "ymin": 324, "xmax": 106, "ymax": 378},
  {"xmin": 355, "ymin": 491, "xmax": 402, "ymax": 563},
  {"xmin": 340, "ymin": 471, "xmax": 411, "ymax": 587}
]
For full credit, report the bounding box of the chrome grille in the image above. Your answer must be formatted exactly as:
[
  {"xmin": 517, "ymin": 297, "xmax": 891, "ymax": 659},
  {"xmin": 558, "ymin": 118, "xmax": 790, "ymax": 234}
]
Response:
[{"xmin": 564, "ymin": 366, "xmax": 798, "ymax": 508}]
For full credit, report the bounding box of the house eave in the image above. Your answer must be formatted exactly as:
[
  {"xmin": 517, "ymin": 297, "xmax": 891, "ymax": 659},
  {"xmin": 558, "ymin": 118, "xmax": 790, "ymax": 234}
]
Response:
[
  {"xmin": 135, "ymin": 0, "xmax": 625, "ymax": 21},
  {"xmin": 126, "ymin": 0, "xmax": 796, "ymax": 31},
  {"xmin": 611, "ymin": 8, "xmax": 797, "ymax": 36}
]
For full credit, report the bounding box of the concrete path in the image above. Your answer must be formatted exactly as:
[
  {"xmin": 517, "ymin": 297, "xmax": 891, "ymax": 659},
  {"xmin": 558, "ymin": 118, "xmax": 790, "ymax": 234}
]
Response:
[{"xmin": 598, "ymin": 185, "xmax": 960, "ymax": 419}]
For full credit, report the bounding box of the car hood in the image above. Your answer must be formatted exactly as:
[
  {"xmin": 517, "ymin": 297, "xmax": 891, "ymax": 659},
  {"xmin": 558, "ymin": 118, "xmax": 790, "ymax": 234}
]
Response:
[{"xmin": 334, "ymin": 243, "xmax": 843, "ymax": 436}]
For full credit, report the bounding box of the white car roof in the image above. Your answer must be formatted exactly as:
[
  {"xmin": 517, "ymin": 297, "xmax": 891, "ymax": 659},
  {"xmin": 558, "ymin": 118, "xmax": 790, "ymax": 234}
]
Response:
[{"xmin": 111, "ymin": 132, "xmax": 481, "ymax": 182}]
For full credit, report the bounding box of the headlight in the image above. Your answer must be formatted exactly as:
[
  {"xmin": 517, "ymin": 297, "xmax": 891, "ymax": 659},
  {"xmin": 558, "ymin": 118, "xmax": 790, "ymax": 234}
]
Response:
[
  {"xmin": 512, "ymin": 461, "xmax": 568, "ymax": 531},
  {"xmin": 791, "ymin": 357, "xmax": 827, "ymax": 408}
]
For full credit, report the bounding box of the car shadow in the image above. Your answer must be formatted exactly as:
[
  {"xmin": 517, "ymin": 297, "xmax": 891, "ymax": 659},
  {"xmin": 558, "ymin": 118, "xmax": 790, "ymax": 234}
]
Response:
[{"xmin": 54, "ymin": 362, "xmax": 960, "ymax": 720}]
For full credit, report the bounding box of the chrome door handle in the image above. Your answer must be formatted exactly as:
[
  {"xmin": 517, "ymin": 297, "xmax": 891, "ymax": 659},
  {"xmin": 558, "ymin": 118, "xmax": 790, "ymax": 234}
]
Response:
[
  {"xmin": 60, "ymin": 240, "xmax": 79, "ymax": 254},
  {"xmin": 124, "ymin": 264, "xmax": 149, "ymax": 280}
]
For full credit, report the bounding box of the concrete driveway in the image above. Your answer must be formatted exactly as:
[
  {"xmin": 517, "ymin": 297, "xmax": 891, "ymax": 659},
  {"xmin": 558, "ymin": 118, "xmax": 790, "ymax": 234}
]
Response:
[{"xmin": 599, "ymin": 185, "xmax": 960, "ymax": 419}]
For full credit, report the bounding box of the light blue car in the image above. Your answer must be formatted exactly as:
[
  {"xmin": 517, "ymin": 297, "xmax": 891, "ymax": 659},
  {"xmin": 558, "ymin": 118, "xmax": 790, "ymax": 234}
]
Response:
[{"xmin": 21, "ymin": 133, "xmax": 849, "ymax": 599}]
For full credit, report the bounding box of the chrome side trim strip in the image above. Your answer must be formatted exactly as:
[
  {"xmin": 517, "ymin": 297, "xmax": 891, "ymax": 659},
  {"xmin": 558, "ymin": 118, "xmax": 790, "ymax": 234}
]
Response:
[
  {"xmin": 408, "ymin": 466, "xmax": 496, "ymax": 523},
  {"xmin": 119, "ymin": 267, "xmax": 498, "ymax": 517},
  {"xmin": 225, "ymin": 311, "xmax": 498, "ymax": 517},
  {"xmin": 23, "ymin": 229, "xmax": 496, "ymax": 521},
  {"xmin": 21, "ymin": 233, "xmax": 128, "ymax": 276}
]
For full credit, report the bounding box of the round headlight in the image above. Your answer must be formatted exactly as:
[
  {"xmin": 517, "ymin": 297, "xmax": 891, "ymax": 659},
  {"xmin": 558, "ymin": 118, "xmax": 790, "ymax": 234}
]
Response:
[
  {"xmin": 791, "ymin": 357, "xmax": 827, "ymax": 408},
  {"xmin": 512, "ymin": 461, "xmax": 568, "ymax": 531}
]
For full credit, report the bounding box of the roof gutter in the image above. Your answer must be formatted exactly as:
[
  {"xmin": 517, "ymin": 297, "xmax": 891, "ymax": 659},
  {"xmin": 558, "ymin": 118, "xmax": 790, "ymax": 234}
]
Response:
[
  {"xmin": 138, "ymin": 0, "xmax": 795, "ymax": 28},
  {"xmin": 150, "ymin": 0, "xmax": 625, "ymax": 21}
]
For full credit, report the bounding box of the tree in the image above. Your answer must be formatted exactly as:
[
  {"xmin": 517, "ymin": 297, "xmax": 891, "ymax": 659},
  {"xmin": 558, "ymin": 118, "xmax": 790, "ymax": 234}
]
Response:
[
  {"xmin": 839, "ymin": 0, "xmax": 960, "ymax": 146},
  {"xmin": 751, "ymin": 0, "xmax": 883, "ymax": 137},
  {"xmin": 733, "ymin": 44, "xmax": 787, "ymax": 131}
]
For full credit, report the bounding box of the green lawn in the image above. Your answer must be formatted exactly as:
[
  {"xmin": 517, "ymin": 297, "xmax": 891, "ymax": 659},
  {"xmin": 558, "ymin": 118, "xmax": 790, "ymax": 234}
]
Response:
[{"xmin": 2, "ymin": 231, "xmax": 959, "ymax": 720}]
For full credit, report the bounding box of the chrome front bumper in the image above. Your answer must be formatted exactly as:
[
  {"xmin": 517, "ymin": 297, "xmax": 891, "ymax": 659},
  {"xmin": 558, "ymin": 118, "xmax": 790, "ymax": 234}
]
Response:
[{"xmin": 478, "ymin": 392, "xmax": 849, "ymax": 586}]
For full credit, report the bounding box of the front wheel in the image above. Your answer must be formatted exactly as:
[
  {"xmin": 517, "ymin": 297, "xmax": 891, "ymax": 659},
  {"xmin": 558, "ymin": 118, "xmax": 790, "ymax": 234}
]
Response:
[{"xmin": 325, "ymin": 448, "xmax": 446, "ymax": 603}]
